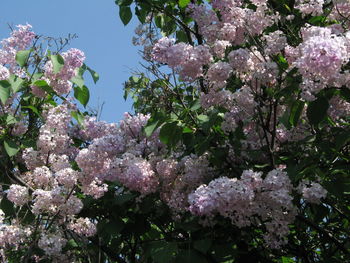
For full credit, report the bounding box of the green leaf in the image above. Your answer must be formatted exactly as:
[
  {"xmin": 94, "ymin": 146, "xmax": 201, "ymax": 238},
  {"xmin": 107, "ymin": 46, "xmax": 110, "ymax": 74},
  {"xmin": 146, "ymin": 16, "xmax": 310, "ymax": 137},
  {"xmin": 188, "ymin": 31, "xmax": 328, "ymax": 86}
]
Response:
[
  {"xmin": 150, "ymin": 241, "xmax": 178, "ymax": 263},
  {"xmin": 0, "ymin": 197, "xmax": 15, "ymax": 216},
  {"xmin": 4, "ymin": 139, "xmax": 20, "ymax": 157},
  {"xmin": 211, "ymin": 243, "xmax": 236, "ymax": 263},
  {"xmin": 0, "ymin": 80, "xmax": 11, "ymax": 104},
  {"xmin": 279, "ymin": 108, "xmax": 291, "ymax": 130},
  {"xmin": 307, "ymin": 97, "xmax": 329, "ymax": 126},
  {"xmin": 144, "ymin": 120, "xmax": 161, "ymax": 137},
  {"xmin": 22, "ymin": 106, "xmax": 41, "ymax": 117},
  {"xmin": 16, "ymin": 50, "xmax": 31, "ymax": 67},
  {"xmin": 97, "ymin": 219, "xmax": 125, "ymax": 242},
  {"xmin": 20, "ymin": 210, "xmax": 35, "ymax": 224},
  {"xmin": 182, "ymin": 126, "xmax": 193, "ymax": 133},
  {"xmin": 71, "ymin": 111, "xmax": 85, "ymax": 125},
  {"xmin": 74, "ymin": 85, "xmax": 90, "ymax": 107},
  {"xmin": 197, "ymin": 114, "xmax": 209, "ymax": 123},
  {"xmin": 194, "ymin": 239, "xmax": 212, "ymax": 254},
  {"xmin": 176, "ymin": 30, "xmax": 188, "ymax": 43},
  {"xmin": 67, "ymin": 239, "xmax": 79, "ymax": 249},
  {"xmin": 175, "ymin": 250, "xmax": 208, "ymax": 263},
  {"xmin": 83, "ymin": 64, "xmax": 99, "ymax": 84},
  {"xmin": 33, "ymin": 79, "xmax": 54, "ymax": 94},
  {"xmin": 335, "ymin": 130, "xmax": 350, "ymax": 150},
  {"xmin": 159, "ymin": 122, "xmax": 182, "ymax": 147},
  {"xmin": 194, "ymin": 135, "xmax": 211, "ymax": 155},
  {"xmin": 119, "ymin": 6, "xmax": 132, "ymax": 25},
  {"xmin": 9, "ymin": 75, "xmax": 25, "ymax": 93},
  {"xmin": 179, "ymin": 0, "xmax": 191, "ymax": 8},
  {"xmin": 104, "ymin": 220, "xmax": 125, "ymax": 235},
  {"xmin": 144, "ymin": 112, "xmax": 166, "ymax": 137},
  {"xmin": 71, "ymin": 67, "xmax": 85, "ymax": 88},
  {"xmin": 135, "ymin": 6, "xmax": 148, "ymax": 23},
  {"xmin": 284, "ymin": 4, "xmax": 292, "ymax": 12},
  {"xmin": 33, "ymin": 80, "xmax": 49, "ymax": 87},
  {"xmin": 340, "ymin": 87, "xmax": 350, "ymax": 103},
  {"xmin": 144, "ymin": 224, "xmax": 163, "ymax": 240},
  {"xmin": 190, "ymin": 99, "xmax": 201, "ymax": 111},
  {"xmin": 155, "ymin": 15, "xmax": 165, "ymax": 29},
  {"xmin": 31, "ymin": 72, "xmax": 44, "ymax": 82},
  {"xmin": 281, "ymin": 256, "xmax": 295, "ymax": 263},
  {"xmin": 114, "ymin": 192, "xmax": 135, "ymax": 205},
  {"xmin": 5, "ymin": 114, "xmax": 18, "ymax": 125},
  {"xmin": 325, "ymin": 173, "xmax": 350, "ymax": 197},
  {"xmin": 116, "ymin": 0, "xmax": 132, "ymax": 6},
  {"xmin": 308, "ymin": 16, "xmax": 326, "ymax": 26},
  {"xmin": 71, "ymin": 75, "xmax": 84, "ymax": 88},
  {"xmin": 289, "ymin": 100, "xmax": 304, "ymax": 127},
  {"xmin": 277, "ymin": 54, "xmax": 288, "ymax": 71},
  {"xmin": 131, "ymin": 76, "xmax": 139, "ymax": 83},
  {"xmin": 21, "ymin": 139, "xmax": 36, "ymax": 148},
  {"xmin": 51, "ymin": 54, "xmax": 65, "ymax": 74}
]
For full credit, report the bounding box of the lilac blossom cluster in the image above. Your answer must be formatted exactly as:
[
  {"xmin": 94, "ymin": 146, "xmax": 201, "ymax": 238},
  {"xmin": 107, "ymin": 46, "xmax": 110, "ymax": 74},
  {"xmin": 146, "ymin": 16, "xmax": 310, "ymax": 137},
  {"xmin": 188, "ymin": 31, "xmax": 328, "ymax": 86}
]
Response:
[
  {"xmin": 0, "ymin": 25, "xmax": 86, "ymax": 145},
  {"xmin": 1, "ymin": 102, "xmax": 98, "ymax": 258},
  {"xmin": 188, "ymin": 169, "xmax": 298, "ymax": 248},
  {"xmin": 295, "ymin": 0, "xmax": 324, "ymax": 17},
  {"xmin": 290, "ymin": 26, "xmax": 350, "ymax": 100},
  {"xmin": 0, "ymin": 25, "xmax": 37, "ymax": 137},
  {"xmin": 44, "ymin": 48, "xmax": 85, "ymax": 95},
  {"xmin": 0, "ymin": 24, "xmax": 86, "ymax": 96},
  {"xmin": 0, "ymin": 24, "xmax": 35, "ymax": 72},
  {"xmin": 152, "ymin": 38, "xmax": 212, "ymax": 81},
  {"xmin": 75, "ymin": 112, "xmax": 163, "ymax": 196},
  {"xmin": 297, "ymin": 180, "xmax": 328, "ymax": 204}
]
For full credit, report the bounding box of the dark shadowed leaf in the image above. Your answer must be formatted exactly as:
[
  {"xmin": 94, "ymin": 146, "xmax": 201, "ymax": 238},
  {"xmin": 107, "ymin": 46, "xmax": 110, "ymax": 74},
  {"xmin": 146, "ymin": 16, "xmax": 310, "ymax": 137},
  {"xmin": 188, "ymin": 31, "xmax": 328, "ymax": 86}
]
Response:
[
  {"xmin": 0, "ymin": 80, "xmax": 11, "ymax": 104},
  {"xmin": 150, "ymin": 241, "xmax": 178, "ymax": 263},
  {"xmin": 144, "ymin": 112, "xmax": 167, "ymax": 137},
  {"xmin": 74, "ymin": 85, "xmax": 90, "ymax": 107},
  {"xmin": 119, "ymin": 6, "xmax": 132, "ymax": 25},
  {"xmin": 289, "ymin": 100, "xmax": 304, "ymax": 127},
  {"xmin": 85, "ymin": 64, "xmax": 100, "ymax": 83},
  {"xmin": 0, "ymin": 198, "xmax": 15, "ymax": 216},
  {"xmin": 194, "ymin": 239, "xmax": 212, "ymax": 254},
  {"xmin": 159, "ymin": 122, "xmax": 182, "ymax": 147},
  {"xmin": 116, "ymin": 0, "xmax": 132, "ymax": 6},
  {"xmin": 175, "ymin": 249, "xmax": 208, "ymax": 263},
  {"xmin": 307, "ymin": 96, "xmax": 329, "ymax": 125}
]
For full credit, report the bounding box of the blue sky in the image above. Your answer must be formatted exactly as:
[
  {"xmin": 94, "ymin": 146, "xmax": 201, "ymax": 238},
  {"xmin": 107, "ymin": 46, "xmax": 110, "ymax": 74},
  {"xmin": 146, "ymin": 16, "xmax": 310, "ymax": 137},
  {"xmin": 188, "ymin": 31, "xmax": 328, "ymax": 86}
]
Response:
[{"xmin": 0, "ymin": 0, "xmax": 142, "ymax": 122}]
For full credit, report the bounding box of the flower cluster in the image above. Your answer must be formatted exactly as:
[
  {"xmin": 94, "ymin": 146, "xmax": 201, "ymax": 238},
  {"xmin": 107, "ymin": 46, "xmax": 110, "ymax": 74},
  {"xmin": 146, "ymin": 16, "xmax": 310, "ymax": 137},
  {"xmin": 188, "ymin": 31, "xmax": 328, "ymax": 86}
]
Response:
[
  {"xmin": 297, "ymin": 180, "xmax": 327, "ymax": 204},
  {"xmin": 189, "ymin": 169, "xmax": 297, "ymax": 248},
  {"xmin": 2, "ymin": 101, "xmax": 94, "ymax": 258},
  {"xmin": 152, "ymin": 38, "xmax": 212, "ymax": 81},
  {"xmin": 0, "ymin": 24, "xmax": 35, "ymax": 71},
  {"xmin": 44, "ymin": 48, "xmax": 85, "ymax": 95},
  {"xmin": 292, "ymin": 26, "xmax": 350, "ymax": 100}
]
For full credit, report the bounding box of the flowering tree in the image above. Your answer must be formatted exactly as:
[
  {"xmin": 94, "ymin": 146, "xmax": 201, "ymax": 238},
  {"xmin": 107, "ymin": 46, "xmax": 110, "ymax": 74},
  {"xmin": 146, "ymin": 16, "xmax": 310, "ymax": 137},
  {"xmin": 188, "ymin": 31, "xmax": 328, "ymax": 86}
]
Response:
[{"xmin": 0, "ymin": 0, "xmax": 350, "ymax": 262}]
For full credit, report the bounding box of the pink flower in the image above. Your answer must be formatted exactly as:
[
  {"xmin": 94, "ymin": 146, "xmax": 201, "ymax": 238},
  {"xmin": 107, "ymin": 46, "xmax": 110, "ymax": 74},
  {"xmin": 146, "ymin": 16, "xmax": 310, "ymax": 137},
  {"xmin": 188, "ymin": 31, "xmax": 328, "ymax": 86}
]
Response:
[
  {"xmin": 7, "ymin": 185, "xmax": 29, "ymax": 206},
  {"xmin": 0, "ymin": 65, "xmax": 10, "ymax": 80}
]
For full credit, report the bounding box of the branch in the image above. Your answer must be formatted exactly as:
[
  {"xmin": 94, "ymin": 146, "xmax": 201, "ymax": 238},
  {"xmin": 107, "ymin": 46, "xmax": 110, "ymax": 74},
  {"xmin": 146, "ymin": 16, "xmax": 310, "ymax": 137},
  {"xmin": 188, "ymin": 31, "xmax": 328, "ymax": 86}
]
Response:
[{"xmin": 296, "ymin": 215, "xmax": 350, "ymax": 256}]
